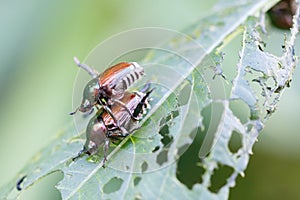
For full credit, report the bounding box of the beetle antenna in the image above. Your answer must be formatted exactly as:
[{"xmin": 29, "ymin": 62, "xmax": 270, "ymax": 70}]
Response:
[{"xmin": 73, "ymin": 56, "xmax": 99, "ymax": 78}]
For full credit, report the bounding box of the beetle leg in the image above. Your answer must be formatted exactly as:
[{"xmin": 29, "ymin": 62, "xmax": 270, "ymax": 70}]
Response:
[
  {"xmin": 133, "ymin": 88, "xmax": 154, "ymax": 118},
  {"xmin": 72, "ymin": 148, "xmax": 89, "ymax": 161},
  {"xmin": 107, "ymin": 131, "xmax": 126, "ymax": 138},
  {"xmin": 140, "ymin": 82, "xmax": 151, "ymax": 93},
  {"xmin": 81, "ymin": 107, "xmax": 94, "ymax": 118},
  {"xmin": 107, "ymin": 125, "xmax": 141, "ymax": 138},
  {"xmin": 70, "ymin": 104, "xmax": 97, "ymax": 116},
  {"xmin": 118, "ymin": 127, "xmax": 129, "ymax": 137},
  {"xmin": 102, "ymin": 138, "xmax": 110, "ymax": 167},
  {"xmin": 103, "ymin": 105, "xmax": 120, "ymax": 128},
  {"xmin": 113, "ymin": 98, "xmax": 139, "ymax": 120},
  {"xmin": 16, "ymin": 175, "xmax": 27, "ymax": 191},
  {"xmin": 107, "ymin": 128, "xmax": 126, "ymax": 138},
  {"xmin": 88, "ymin": 107, "xmax": 94, "ymax": 115},
  {"xmin": 106, "ymin": 122, "xmax": 131, "ymax": 138},
  {"xmin": 130, "ymin": 126, "xmax": 141, "ymax": 133},
  {"xmin": 69, "ymin": 107, "xmax": 79, "ymax": 115}
]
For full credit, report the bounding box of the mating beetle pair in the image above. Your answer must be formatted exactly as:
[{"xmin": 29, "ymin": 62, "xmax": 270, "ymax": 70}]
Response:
[
  {"xmin": 73, "ymin": 87, "xmax": 152, "ymax": 162},
  {"xmin": 15, "ymin": 59, "xmax": 150, "ymax": 191},
  {"xmin": 71, "ymin": 57, "xmax": 152, "ymax": 164}
]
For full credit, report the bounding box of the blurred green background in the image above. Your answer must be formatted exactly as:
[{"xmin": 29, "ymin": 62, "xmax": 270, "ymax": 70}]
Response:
[{"xmin": 0, "ymin": 1, "xmax": 299, "ymax": 200}]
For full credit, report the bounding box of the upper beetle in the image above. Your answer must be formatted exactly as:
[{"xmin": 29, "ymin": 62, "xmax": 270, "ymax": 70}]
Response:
[{"xmin": 70, "ymin": 57, "xmax": 145, "ymax": 126}]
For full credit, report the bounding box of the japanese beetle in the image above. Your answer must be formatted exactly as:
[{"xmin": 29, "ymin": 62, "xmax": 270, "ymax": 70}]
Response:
[
  {"xmin": 268, "ymin": 0, "xmax": 296, "ymax": 29},
  {"xmin": 70, "ymin": 57, "xmax": 145, "ymax": 127},
  {"xmin": 73, "ymin": 84, "xmax": 153, "ymax": 164}
]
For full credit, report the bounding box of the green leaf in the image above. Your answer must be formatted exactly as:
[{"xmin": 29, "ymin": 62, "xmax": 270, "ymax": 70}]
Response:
[{"xmin": 2, "ymin": 0, "xmax": 299, "ymax": 200}]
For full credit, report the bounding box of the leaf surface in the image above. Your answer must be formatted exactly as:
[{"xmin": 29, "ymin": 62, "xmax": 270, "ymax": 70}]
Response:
[{"xmin": 2, "ymin": 0, "xmax": 299, "ymax": 200}]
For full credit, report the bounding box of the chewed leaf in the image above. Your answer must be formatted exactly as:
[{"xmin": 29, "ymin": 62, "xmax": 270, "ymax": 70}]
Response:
[
  {"xmin": 1, "ymin": 0, "xmax": 299, "ymax": 200},
  {"xmin": 201, "ymin": 8, "xmax": 299, "ymax": 195}
]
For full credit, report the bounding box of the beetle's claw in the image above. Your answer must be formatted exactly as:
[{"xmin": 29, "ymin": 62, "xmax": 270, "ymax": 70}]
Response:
[
  {"xmin": 72, "ymin": 155, "xmax": 79, "ymax": 162},
  {"xmin": 69, "ymin": 107, "xmax": 79, "ymax": 115},
  {"xmin": 131, "ymin": 115, "xmax": 140, "ymax": 121},
  {"xmin": 82, "ymin": 108, "xmax": 94, "ymax": 118},
  {"xmin": 16, "ymin": 175, "xmax": 27, "ymax": 191},
  {"xmin": 102, "ymin": 156, "xmax": 108, "ymax": 168},
  {"xmin": 72, "ymin": 149, "xmax": 87, "ymax": 161}
]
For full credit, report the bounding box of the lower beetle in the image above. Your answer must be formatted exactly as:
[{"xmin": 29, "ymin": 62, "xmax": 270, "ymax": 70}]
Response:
[{"xmin": 73, "ymin": 84, "xmax": 153, "ymax": 164}]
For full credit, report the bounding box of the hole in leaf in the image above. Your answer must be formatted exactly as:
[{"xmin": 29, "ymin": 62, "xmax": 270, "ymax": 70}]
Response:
[
  {"xmin": 159, "ymin": 124, "xmax": 173, "ymax": 146},
  {"xmin": 265, "ymin": 77, "xmax": 276, "ymax": 91},
  {"xmin": 229, "ymin": 99, "xmax": 250, "ymax": 124},
  {"xmin": 133, "ymin": 176, "xmax": 142, "ymax": 187},
  {"xmin": 208, "ymin": 165, "xmax": 233, "ymax": 193},
  {"xmin": 103, "ymin": 177, "xmax": 124, "ymax": 194},
  {"xmin": 156, "ymin": 110, "xmax": 177, "ymax": 165},
  {"xmin": 251, "ymin": 73, "xmax": 276, "ymax": 99},
  {"xmin": 157, "ymin": 109, "xmax": 177, "ymax": 148},
  {"xmin": 164, "ymin": 110, "xmax": 179, "ymax": 124},
  {"xmin": 177, "ymin": 82, "xmax": 192, "ymax": 106},
  {"xmin": 189, "ymin": 128, "xmax": 197, "ymax": 139},
  {"xmin": 198, "ymin": 102, "xmax": 224, "ymax": 158},
  {"xmin": 176, "ymin": 102, "xmax": 224, "ymax": 188},
  {"xmin": 177, "ymin": 144, "xmax": 189, "ymax": 156},
  {"xmin": 228, "ymin": 131, "xmax": 242, "ymax": 153},
  {"xmin": 159, "ymin": 117, "xmax": 166, "ymax": 126},
  {"xmin": 152, "ymin": 146, "xmax": 160, "ymax": 152},
  {"xmin": 156, "ymin": 149, "xmax": 168, "ymax": 166},
  {"xmin": 247, "ymin": 123, "xmax": 254, "ymax": 132},
  {"xmin": 176, "ymin": 128, "xmax": 205, "ymax": 189},
  {"xmin": 141, "ymin": 161, "xmax": 148, "ymax": 172}
]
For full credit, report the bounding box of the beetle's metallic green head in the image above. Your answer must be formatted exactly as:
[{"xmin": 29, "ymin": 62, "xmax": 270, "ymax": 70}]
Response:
[
  {"xmin": 79, "ymin": 78, "xmax": 100, "ymax": 113},
  {"xmin": 84, "ymin": 115, "xmax": 107, "ymax": 155}
]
